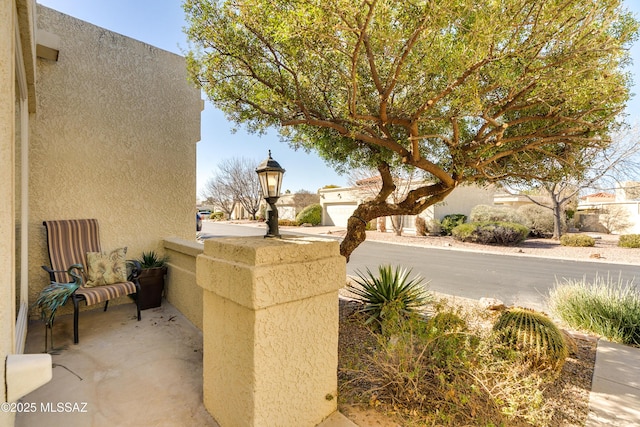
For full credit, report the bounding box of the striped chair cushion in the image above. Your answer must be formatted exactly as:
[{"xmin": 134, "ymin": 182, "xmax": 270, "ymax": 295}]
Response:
[
  {"xmin": 75, "ymin": 281, "xmax": 138, "ymax": 306},
  {"xmin": 43, "ymin": 219, "xmax": 101, "ymax": 283}
]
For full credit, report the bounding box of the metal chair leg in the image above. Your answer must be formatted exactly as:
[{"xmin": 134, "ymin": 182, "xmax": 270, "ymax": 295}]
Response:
[{"xmin": 73, "ymin": 296, "xmax": 80, "ymax": 344}]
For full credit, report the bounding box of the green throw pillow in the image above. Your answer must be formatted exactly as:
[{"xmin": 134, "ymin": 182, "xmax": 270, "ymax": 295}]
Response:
[{"xmin": 85, "ymin": 247, "xmax": 128, "ymax": 287}]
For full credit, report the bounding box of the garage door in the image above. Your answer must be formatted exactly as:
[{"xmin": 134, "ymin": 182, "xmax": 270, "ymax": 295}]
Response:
[{"xmin": 324, "ymin": 204, "xmax": 357, "ymax": 227}]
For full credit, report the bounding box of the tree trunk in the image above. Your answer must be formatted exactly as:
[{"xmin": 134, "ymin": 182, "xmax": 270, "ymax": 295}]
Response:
[
  {"xmin": 551, "ymin": 197, "xmax": 563, "ymax": 239},
  {"xmin": 391, "ymin": 215, "xmax": 403, "ymax": 236},
  {"xmin": 340, "ymin": 211, "xmax": 371, "ymax": 262}
]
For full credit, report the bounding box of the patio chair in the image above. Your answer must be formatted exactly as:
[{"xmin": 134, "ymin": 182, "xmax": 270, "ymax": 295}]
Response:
[{"xmin": 41, "ymin": 219, "xmax": 141, "ymax": 344}]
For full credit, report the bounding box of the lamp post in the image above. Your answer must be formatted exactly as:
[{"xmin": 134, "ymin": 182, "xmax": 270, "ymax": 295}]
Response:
[{"xmin": 256, "ymin": 150, "xmax": 285, "ymax": 238}]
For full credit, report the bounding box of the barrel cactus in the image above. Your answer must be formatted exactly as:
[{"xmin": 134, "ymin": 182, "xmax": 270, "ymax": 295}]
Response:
[{"xmin": 493, "ymin": 308, "xmax": 569, "ymax": 371}]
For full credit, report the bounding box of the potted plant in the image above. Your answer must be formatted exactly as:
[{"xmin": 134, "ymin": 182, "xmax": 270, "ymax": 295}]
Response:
[{"xmin": 136, "ymin": 251, "xmax": 169, "ymax": 310}]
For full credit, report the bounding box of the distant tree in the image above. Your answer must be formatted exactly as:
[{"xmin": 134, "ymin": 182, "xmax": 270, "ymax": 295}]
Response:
[
  {"xmin": 204, "ymin": 157, "xmax": 263, "ymax": 220},
  {"xmin": 201, "ymin": 178, "xmax": 235, "ymax": 219},
  {"xmin": 599, "ymin": 205, "xmax": 633, "ymax": 234},
  {"xmin": 185, "ymin": 0, "xmax": 638, "ymax": 260},
  {"xmin": 292, "ymin": 190, "xmax": 320, "ymax": 214},
  {"xmin": 507, "ymin": 127, "xmax": 640, "ymax": 238}
]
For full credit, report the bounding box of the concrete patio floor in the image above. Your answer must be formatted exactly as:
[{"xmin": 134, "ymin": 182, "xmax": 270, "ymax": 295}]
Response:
[
  {"xmin": 15, "ymin": 301, "xmax": 355, "ymax": 427},
  {"xmin": 16, "ymin": 302, "xmax": 218, "ymax": 427}
]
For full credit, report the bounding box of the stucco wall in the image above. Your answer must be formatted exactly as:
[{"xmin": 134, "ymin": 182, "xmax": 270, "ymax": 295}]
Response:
[
  {"xmin": 0, "ymin": 0, "xmax": 16, "ymax": 413},
  {"xmin": 3, "ymin": 0, "xmax": 37, "ymax": 417},
  {"xmin": 433, "ymin": 184, "xmax": 496, "ymax": 220},
  {"xmin": 163, "ymin": 237, "xmax": 203, "ymax": 330},
  {"xmin": 28, "ymin": 6, "xmax": 202, "ymax": 314}
]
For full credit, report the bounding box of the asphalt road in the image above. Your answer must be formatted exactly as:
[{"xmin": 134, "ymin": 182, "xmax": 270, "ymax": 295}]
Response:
[{"xmin": 201, "ymin": 222, "xmax": 639, "ymax": 312}]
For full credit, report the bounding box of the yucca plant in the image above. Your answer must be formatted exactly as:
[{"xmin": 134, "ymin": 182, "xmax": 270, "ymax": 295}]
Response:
[
  {"xmin": 493, "ymin": 307, "xmax": 569, "ymax": 371},
  {"xmin": 138, "ymin": 251, "xmax": 169, "ymax": 269},
  {"xmin": 348, "ymin": 265, "xmax": 430, "ymax": 327}
]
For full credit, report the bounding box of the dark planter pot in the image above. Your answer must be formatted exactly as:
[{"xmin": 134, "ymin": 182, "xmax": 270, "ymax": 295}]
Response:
[{"xmin": 138, "ymin": 267, "xmax": 167, "ymax": 310}]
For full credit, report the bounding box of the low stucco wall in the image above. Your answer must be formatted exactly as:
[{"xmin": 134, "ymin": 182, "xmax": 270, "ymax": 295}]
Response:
[
  {"xmin": 28, "ymin": 6, "xmax": 202, "ymax": 316},
  {"xmin": 163, "ymin": 238, "xmax": 203, "ymax": 330},
  {"xmin": 196, "ymin": 236, "xmax": 345, "ymax": 426}
]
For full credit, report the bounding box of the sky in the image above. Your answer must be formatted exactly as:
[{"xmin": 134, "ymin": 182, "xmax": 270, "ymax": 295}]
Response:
[{"xmin": 37, "ymin": 0, "xmax": 640, "ymax": 197}]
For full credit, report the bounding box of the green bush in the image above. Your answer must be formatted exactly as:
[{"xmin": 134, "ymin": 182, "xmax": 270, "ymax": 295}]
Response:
[
  {"xmin": 440, "ymin": 214, "xmax": 467, "ymax": 235},
  {"xmin": 470, "ymin": 204, "xmax": 521, "ymax": 223},
  {"xmin": 517, "ymin": 204, "xmax": 556, "ymax": 237},
  {"xmin": 278, "ymin": 218, "xmax": 299, "ymax": 226},
  {"xmin": 493, "ymin": 308, "xmax": 569, "ymax": 371},
  {"xmin": 549, "ymin": 275, "xmax": 640, "ymax": 346},
  {"xmin": 210, "ymin": 211, "xmax": 225, "ymax": 221},
  {"xmin": 560, "ymin": 234, "xmax": 595, "ymax": 247},
  {"xmin": 348, "ymin": 265, "xmax": 430, "ymax": 326},
  {"xmin": 452, "ymin": 222, "xmax": 529, "ymax": 246},
  {"xmin": 618, "ymin": 234, "xmax": 640, "ymax": 248},
  {"xmin": 295, "ymin": 203, "xmax": 322, "ymax": 225}
]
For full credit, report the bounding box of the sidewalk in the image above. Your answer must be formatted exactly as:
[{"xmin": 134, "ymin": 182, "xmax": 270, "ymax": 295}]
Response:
[{"xmin": 586, "ymin": 340, "xmax": 640, "ymax": 426}]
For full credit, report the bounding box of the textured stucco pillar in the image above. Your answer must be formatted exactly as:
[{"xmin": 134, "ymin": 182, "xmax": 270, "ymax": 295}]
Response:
[{"xmin": 196, "ymin": 236, "xmax": 345, "ymax": 427}]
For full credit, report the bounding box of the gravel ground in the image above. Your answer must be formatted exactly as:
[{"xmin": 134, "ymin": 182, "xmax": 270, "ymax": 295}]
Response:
[
  {"xmin": 338, "ymin": 292, "xmax": 597, "ymax": 427},
  {"xmin": 334, "ymin": 231, "xmax": 622, "ymax": 426},
  {"xmin": 358, "ymin": 230, "xmax": 640, "ymax": 265}
]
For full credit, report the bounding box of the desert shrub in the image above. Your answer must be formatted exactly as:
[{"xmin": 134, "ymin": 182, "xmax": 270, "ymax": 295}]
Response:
[
  {"xmin": 470, "ymin": 204, "xmax": 521, "ymax": 223},
  {"xmin": 278, "ymin": 218, "xmax": 298, "ymax": 226},
  {"xmin": 560, "ymin": 234, "xmax": 595, "ymax": 247},
  {"xmin": 493, "ymin": 308, "xmax": 569, "ymax": 371},
  {"xmin": 549, "ymin": 275, "xmax": 640, "ymax": 346},
  {"xmin": 517, "ymin": 204, "xmax": 556, "ymax": 237},
  {"xmin": 440, "ymin": 214, "xmax": 466, "ymax": 235},
  {"xmin": 451, "ymin": 222, "xmax": 529, "ymax": 246},
  {"xmin": 348, "ymin": 265, "xmax": 430, "ymax": 326},
  {"xmin": 342, "ymin": 303, "xmax": 553, "ymax": 426},
  {"xmin": 295, "ymin": 203, "xmax": 322, "ymax": 225},
  {"xmin": 415, "ymin": 216, "xmax": 427, "ymax": 236},
  {"xmin": 210, "ymin": 211, "xmax": 225, "ymax": 221},
  {"xmin": 618, "ymin": 234, "xmax": 640, "ymax": 248}
]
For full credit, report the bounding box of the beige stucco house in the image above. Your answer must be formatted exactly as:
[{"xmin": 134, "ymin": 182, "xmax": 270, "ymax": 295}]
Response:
[
  {"xmin": 319, "ymin": 181, "xmax": 496, "ymax": 230},
  {"xmin": 576, "ymin": 182, "xmax": 640, "ymax": 234},
  {"xmin": 2, "ymin": 1, "xmax": 202, "ymax": 421}
]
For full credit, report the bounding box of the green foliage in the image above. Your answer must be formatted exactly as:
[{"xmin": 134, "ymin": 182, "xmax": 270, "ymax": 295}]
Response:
[
  {"xmin": 210, "ymin": 211, "xmax": 224, "ymax": 221},
  {"xmin": 560, "ymin": 234, "xmax": 595, "ymax": 247},
  {"xmin": 415, "ymin": 216, "xmax": 427, "ymax": 236},
  {"xmin": 517, "ymin": 204, "xmax": 556, "ymax": 237},
  {"xmin": 493, "ymin": 308, "xmax": 569, "ymax": 371},
  {"xmin": 278, "ymin": 218, "xmax": 299, "ymax": 226},
  {"xmin": 550, "ymin": 275, "xmax": 640, "ymax": 346},
  {"xmin": 295, "ymin": 203, "xmax": 322, "ymax": 225},
  {"xmin": 348, "ymin": 265, "xmax": 429, "ymax": 326},
  {"xmin": 470, "ymin": 204, "xmax": 521, "ymax": 223},
  {"xmin": 185, "ymin": 0, "xmax": 638, "ymax": 258},
  {"xmin": 440, "ymin": 214, "xmax": 467, "ymax": 236},
  {"xmin": 137, "ymin": 251, "xmax": 169, "ymax": 269},
  {"xmin": 452, "ymin": 222, "xmax": 529, "ymax": 246},
  {"xmin": 618, "ymin": 234, "xmax": 640, "ymax": 248}
]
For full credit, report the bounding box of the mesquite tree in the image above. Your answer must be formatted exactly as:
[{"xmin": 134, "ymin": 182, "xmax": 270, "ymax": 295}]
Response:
[{"xmin": 184, "ymin": 0, "xmax": 637, "ymax": 260}]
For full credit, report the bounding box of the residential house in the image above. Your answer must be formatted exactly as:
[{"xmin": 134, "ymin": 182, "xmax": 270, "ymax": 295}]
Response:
[
  {"xmin": 319, "ymin": 180, "xmax": 496, "ymax": 230},
  {"xmin": 2, "ymin": 1, "xmax": 201, "ymax": 421},
  {"xmin": 576, "ymin": 182, "xmax": 640, "ymax": 234}
]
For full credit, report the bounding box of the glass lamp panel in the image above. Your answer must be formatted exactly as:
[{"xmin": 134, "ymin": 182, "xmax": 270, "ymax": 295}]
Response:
[
  {"xmin": 258, "ymin": 172, "xmax": 269, "ymax": 198},
  {"xmin": 266, "ymin": 171, "xmax": 282, "ymax": 197}
]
